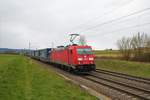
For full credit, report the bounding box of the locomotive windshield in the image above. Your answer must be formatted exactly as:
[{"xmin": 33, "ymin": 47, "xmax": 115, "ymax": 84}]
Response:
[{"xmin": 77, "ymin": 48, "xmax": 92, "ymax": 54}]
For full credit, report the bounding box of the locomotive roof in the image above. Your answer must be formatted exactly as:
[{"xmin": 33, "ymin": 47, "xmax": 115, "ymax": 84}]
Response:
[
  {"xmin": 53, "ymin": 45, "xmax": 91, "ymax": 50},
  {"xmin": 33, "ymin": 48, "xmax": 52, "ymax": 51},
  {"xmin": 68, "ymin": 45, "xmax": 91, "ymax": 48}
]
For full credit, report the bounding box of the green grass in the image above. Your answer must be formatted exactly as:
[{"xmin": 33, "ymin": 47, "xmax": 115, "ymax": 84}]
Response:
[
  {"xmin": 0, "ymin": 54, "xmax": 96, "ymax": 100},
  {"xmin": 94, "ymin": 50, "xmax": 121, "ymax": 58},
  {"xmin": 95, "ymin": 59, "xmax": 150, "ymax": 78}
]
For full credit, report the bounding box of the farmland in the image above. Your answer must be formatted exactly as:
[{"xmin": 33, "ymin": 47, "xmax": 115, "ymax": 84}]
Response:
[
  {"xmin": 95, "ymin": 59, "xmax": 150, "ymax": 78},
  {"xmin": 94, "ymin": 50, "xmax": 150, "ymax": 78},
  {"xmin": 0, "ymin": 54, "xmax": 96, "ymax": 100},
  {"xmin": 93, "ymin": 50, "xmax": 121, "ymax": 59}
]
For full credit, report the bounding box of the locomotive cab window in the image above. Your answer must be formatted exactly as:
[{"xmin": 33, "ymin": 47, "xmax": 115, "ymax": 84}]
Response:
[{"xmin": 77, "ymin": 48, "xmax": 92, "ymax": 54}]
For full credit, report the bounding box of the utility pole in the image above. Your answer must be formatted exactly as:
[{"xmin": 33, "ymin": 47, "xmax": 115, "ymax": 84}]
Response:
[
  {"xmin": 29, "ymin": 42, "xmax": 31, "ymax": 50},
  {"xmin": 51, "ymin": 42, "xmax": 54, "ymax": 48},
  {"xmin": 29, "ymin": 42, "xmax": 31, "ymax": 55}
]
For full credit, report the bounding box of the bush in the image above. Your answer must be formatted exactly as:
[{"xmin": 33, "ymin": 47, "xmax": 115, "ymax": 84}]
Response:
[
  {"xmin": 117, "ymin": 33, "xmax": 150, "ymax": 62},
  {"xmin": 133, "ymin": 53, "xmax": 150, "ymax": 62}
]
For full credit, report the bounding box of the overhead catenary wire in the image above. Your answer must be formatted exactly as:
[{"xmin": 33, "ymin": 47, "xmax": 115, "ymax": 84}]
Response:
[
  {"xmin": 78, "ymin": 8, "xmax": 150, "ymax": 33},
  {"xmin": 82, "ymin": 12, "xmax": 150, "ymax": 33},
  {"xmin": 89, "ymin": 22, "xmax": 150, "ymax": 38},
  {"xmin": 71, "ymin": 0, "xmax": 135, "ymax": 32}
]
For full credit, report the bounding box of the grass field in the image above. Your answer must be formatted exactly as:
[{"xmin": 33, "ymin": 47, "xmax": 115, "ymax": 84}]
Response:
[
  {"xmin": 94, "ymin": 50, "xmax": 121, "ymax": 58},
  {"xmin": 0, "ymin": 54, "xmax": 96, "ymax": 100},
  {"xmin": 95, "ymin": 59, "xmax": 150, "ymax": 78}
]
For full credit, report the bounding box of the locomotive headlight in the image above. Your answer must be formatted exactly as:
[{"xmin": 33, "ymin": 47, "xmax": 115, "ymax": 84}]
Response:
[
  {"xmin": 78, "ymin": 58, "xmax": 83, "ymax": 61},
  {"xmin": 89, "ymin": 58, "xmax": 94, "ymax": 60}
]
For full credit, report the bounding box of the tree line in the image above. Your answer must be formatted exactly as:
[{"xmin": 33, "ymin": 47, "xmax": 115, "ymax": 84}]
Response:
[{"xmin": 117, "ymin": 33, "xmax": 150, "ymax": 62}]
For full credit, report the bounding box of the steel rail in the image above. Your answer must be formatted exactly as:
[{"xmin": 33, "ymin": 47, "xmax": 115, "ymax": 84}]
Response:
[
  {"xmin": 89, "ymin": 73, "xmax": 150, "ymax": 93},
  {"xmin": 83, "ymin": 75, "xmax": 150, "ymax": 100},
  {"xmin": 96, "ymin": 69, "xmax": 150, "ymax": 84}
]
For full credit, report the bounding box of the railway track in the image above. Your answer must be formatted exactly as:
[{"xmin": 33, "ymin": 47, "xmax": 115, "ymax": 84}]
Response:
[
  {"xmin": 96, "ymin": 69, "xmax": 150, "ymax": 84},
  {"xmin": 83, "ymin": 69, "xmax": 150, "ymax": 100},
  {"xmin": 34, "ymin": 59, "xmax": 150, "ymax": 99}
]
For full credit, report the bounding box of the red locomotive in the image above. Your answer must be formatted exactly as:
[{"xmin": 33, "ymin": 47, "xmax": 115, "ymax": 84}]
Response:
[
  {"xmin": 30, "ymin": 34, "xmax": 96, "ymax": 72},
  {"xmin": 50, "ymin": 34, "xmax": 95, "ymax": 72},
  {"xmin": 50, "ymin": 45, "xmax": 95, "ymax": 72}
]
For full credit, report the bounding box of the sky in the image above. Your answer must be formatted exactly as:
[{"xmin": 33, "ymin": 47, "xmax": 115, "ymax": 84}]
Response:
[{"xmin": 0, "ymin": 0, "xmax": 150, "ymax": 50}]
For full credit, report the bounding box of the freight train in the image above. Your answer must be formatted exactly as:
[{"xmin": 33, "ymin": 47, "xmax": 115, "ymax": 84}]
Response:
[
  {"xmin": 29, "ymin": 34, "xmax": 96, "ymax": 72},
  {"xmin": 29, "ymin": 44, "xmax": 96, "ymax": 72}
]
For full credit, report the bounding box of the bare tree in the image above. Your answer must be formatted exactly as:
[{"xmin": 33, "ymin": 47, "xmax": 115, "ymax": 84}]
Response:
[
  {"xmin": 131, "ymin": 33, "xmax": 148, "ymax": 57},
  {"xmin": 79, "ymin": 35, "xmax": 87, "ymax": 46},
  {"xmin": 117, "ymin": 32, "xmax": 150, "ymax": 61},
  {"xmin": 145, "ymin": 35, "xmax": 150, "ymax": 53},
  {"xmin": 117, "ymin": 37, "xmax": 132, "ymax": 60}
]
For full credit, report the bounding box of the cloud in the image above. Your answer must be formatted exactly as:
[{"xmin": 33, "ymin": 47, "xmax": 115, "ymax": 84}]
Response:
[{"xmin": 0, "ymin": 0, "xmax": 150, "ymax": 49}]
